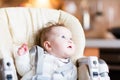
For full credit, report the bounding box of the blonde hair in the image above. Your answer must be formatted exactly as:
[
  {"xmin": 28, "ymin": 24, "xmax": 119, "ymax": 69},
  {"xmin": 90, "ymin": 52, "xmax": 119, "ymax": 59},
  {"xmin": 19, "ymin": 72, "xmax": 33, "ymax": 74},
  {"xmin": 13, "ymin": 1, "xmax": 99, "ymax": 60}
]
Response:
[{"xmin": 35, "ymin": 22, "xmax": 65, "ymax": 49}]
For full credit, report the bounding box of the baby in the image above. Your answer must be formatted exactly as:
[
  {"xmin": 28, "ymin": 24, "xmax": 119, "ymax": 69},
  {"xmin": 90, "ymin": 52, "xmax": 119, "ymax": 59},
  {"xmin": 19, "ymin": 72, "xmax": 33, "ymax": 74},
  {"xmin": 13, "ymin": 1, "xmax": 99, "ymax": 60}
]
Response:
[{"xmin": 16, "ymin": 22, "xmax": 77, "ymax": 80}]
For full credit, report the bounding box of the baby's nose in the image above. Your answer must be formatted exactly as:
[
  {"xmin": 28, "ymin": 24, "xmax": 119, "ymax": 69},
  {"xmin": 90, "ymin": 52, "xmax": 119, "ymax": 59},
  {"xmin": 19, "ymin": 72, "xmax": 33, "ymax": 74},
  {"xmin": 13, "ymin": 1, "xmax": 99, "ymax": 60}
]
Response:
[{"xmin": 68, "ymin": 39, "xmax": 73, "ymax": 43}]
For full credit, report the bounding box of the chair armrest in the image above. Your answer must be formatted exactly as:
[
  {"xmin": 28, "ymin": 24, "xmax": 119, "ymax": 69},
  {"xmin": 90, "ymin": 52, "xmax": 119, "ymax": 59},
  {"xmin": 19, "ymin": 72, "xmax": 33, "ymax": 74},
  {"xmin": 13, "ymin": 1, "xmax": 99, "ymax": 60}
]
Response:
[
  {"xmin": 76, "ymin": 56, "xmax": 110, "ymax": 80},
  {"xmin": 77, "ymin": 63, "xmax": 90, "ymax": 80}
]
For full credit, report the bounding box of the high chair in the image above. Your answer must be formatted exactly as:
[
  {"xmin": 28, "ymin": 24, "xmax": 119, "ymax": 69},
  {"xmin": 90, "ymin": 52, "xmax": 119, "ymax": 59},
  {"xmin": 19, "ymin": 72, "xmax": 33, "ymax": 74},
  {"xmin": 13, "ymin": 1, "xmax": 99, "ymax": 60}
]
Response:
[{"xmin": 0, "ymin": 7, "xmax": 110, "ymax": 80}]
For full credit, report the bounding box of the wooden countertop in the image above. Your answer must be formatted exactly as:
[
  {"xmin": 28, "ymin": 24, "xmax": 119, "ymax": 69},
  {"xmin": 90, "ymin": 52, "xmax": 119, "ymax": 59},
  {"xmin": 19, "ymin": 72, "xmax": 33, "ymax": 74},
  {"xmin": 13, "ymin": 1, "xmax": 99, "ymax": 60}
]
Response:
[{"xmin": 86, "ymin": 39, "xmax": 120, "ymax": 48}]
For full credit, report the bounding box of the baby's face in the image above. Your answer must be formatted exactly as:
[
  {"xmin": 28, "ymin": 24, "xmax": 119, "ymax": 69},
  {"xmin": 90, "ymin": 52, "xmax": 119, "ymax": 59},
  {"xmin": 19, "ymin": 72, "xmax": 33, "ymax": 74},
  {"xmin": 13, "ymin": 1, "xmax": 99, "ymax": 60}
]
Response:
[{"xmin": 47, "ymin": 26, "xmax": 75, "ymax": 59}]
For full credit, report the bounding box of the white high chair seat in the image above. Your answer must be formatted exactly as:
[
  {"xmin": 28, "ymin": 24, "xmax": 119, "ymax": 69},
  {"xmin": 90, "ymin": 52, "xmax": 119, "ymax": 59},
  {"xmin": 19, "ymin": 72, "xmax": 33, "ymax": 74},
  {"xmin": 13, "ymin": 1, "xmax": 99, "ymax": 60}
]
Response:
[
  {"xmin": 0, "ymin": 7, "xmax": 85, "ymax": 80},
  {"xmin": 0, "ymin": 7, "xmax": 109, "ymax": 80}
]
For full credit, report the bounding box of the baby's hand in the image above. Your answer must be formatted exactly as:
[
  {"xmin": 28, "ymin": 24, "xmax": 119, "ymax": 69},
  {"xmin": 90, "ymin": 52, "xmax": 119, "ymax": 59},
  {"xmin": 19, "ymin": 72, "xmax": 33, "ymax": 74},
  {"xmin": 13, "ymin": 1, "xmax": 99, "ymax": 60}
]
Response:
[{"xmin": 17, "ymin": 43, "xmax": 28, "ymax": 56}]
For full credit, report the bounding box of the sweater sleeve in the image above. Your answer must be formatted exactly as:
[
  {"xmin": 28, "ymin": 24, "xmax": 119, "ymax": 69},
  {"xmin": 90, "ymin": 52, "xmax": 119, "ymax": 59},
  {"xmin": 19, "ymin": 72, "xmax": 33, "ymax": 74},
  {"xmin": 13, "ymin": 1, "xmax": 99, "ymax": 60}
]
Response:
[{"xmin": 13, "ymin": 45, "xmax": 31, "ymax": 76}]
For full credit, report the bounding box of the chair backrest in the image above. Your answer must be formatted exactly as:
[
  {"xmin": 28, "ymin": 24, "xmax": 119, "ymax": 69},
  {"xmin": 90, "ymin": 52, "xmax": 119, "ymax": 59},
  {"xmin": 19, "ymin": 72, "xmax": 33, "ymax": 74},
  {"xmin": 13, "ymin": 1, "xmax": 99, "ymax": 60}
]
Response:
[
  {"xmin": 0, "ymin": 7, "xmax": 85, "ymax": 61},
  {"xmin": 0, "ymin": 7, "xmax": 85, "ymax": 80}
]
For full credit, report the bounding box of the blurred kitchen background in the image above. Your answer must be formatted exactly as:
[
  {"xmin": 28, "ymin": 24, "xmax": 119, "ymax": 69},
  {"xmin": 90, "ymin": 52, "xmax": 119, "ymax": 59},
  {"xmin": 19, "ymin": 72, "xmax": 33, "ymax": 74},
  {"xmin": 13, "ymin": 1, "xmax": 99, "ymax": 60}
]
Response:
[{"xmin": 0, "ymin": 0, "xmax": 120, "ymax": 80}]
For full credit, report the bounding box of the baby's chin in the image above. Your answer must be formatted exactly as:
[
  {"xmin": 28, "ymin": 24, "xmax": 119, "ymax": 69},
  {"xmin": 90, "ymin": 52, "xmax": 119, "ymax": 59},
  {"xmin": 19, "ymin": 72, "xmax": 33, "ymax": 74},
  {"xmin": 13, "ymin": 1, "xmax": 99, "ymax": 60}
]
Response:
[{"xmin": 64, "ymin": 53, "xmax": 74, "ymax": 58}]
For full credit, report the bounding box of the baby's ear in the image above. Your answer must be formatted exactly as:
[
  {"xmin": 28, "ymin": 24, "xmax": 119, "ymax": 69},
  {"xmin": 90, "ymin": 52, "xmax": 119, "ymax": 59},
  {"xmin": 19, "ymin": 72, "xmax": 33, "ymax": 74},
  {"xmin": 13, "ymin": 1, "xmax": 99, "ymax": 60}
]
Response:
[{"xmin": 43, "ymin": 41, "xmax": 52, "ymax": 52}]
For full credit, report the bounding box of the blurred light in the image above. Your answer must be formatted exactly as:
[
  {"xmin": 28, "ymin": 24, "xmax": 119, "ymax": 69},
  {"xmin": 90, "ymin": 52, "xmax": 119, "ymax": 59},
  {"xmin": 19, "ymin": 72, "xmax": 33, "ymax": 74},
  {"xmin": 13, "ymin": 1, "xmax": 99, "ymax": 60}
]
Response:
[{"xmin": 32, "ymin": 0, "xmax": 52, "ymax": 8}]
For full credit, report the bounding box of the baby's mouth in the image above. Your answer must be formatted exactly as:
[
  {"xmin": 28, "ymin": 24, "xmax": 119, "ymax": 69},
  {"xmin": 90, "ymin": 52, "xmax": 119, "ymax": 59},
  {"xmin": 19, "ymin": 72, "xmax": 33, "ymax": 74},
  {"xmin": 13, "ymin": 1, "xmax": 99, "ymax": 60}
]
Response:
[{"xmin": 68, "ymin": 46, "xmax": 72, "ymax": 48}]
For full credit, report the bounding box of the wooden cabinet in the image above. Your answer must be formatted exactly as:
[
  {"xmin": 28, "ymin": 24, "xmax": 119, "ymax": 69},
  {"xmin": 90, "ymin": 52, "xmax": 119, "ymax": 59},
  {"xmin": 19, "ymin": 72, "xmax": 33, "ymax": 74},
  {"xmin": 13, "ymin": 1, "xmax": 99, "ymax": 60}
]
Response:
[
  {"xmin": 84, "ymin": 47, "xmax": 99, "ymax": 57},
  {"xmin": 85, "ymin": 39, "xmax": 120, "ymax": 57}
]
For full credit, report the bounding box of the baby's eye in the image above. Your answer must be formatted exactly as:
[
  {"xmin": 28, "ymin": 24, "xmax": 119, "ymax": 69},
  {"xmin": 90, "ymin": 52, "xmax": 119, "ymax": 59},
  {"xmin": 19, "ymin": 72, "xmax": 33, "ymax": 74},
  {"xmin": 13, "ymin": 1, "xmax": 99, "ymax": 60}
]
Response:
[
  {"xmin": 70, "ymin": 38, "xmax": 72, "ymax": 40},
  {"xmin": 61, "ymin": 35, "xmax": 65, "ymax": 38}
]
